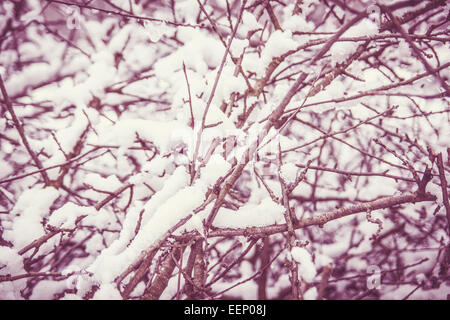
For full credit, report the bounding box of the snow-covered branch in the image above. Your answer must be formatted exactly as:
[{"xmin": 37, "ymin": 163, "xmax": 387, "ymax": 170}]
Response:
[{"xmin": 0, "ymin": 0, "xmax": 449, "ymax": 300}]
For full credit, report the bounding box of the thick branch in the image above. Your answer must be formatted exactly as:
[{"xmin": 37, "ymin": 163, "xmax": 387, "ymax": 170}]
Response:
[
  {"xmin": 141, "ymin": 246, "xmax": 184, "ymax": 300},
  {"xmin": 177, "ymin": 192, "xmax": 436, "ymax": 241}
]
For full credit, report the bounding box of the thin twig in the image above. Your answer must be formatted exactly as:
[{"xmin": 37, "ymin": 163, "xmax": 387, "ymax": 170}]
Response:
[
  {"xmin": 191, "ymin": 0, "xmax": 247, "ymax": 182},
  {"xmin": 0, "ymin": 75, "xmax": 50, "ymax": 185},
  {"xmin": 436, "ymin": 153, "xmax": 450, "ymax": 237}
]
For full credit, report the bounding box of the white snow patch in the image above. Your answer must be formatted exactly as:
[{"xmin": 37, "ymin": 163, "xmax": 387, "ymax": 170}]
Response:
[
  {"xmin": 291, "ymin": 247, "xmax": 317, "ymax": 282},
  {"xmin": 4, "ymin": 186, "xmax": 60, "ymax": 250},
  {"xmin": 93, "ymin": 282, "xmax": 122, "ymax": 300},
  {"xmin": 88, "ymin": 167, "xmax": 199, "ymax": 284},
  {"xmin": 0, "ymin": 247, "xmax": 26, "ymax": 299},
  {"xmin": 48, "ymin": 202, "xmax": 96, "ymax": 229},
  {"xmin": 199, "ymin": 154, "xmax": 231, "ymax": 187},
  {"xmin": 213, "ymin": 197, "xmax": 285, "ymax": 228},
  {"xmin": 280, "ymin": 162, "xmax": 298, "ymax": 184},
  {"xmin": 304, "ymin": 287, "xmax": 318, "ymax": 300}
]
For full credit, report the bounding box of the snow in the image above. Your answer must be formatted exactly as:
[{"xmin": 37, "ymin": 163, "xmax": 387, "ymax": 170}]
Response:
[
  {"xmin": 348, "ymin": 18, "xmax": 378, "ymax": 37},
  {"xmin": 0, "ymin": 247, "xmax": 26, "ymax": 299},
  {"xmin": 93, "ymin": 282, "xmax": 122, "ymax": 300},
  {"xmin": 154, "ymin": 29, "xmax": 223, "ymax": 77},
  {"xmin": 330, "ymin": 18, "xmax": 378, "ymax": 64},
  {"xmin": 54, "ymin": 107, "xmax": 89, "ymax": 153},
  {"xmin": 85, "ymin": 50, "xmax": 118, "ymax": 97},
  {"xmin": 61, "ymin": 293, "xmax": 83, "ymax": 300},
  {"xmin": 141, "ymin": 166, "xmax": 191, "ymax": 225},
  {"xmin": 143, "ymin": 20, "xmax": 170, "ymax": 43},
  {"xmin": 199, "ymin": 154, "xmax": 231, "ymax": 187},
  {"xmin": 48, "ymin": 202, "xmax": 94, "ymax": 229},
  {"xmin": 94, "ymin": 118, "xmax": 190, "ymax": 153},
  {"xmin": 304, "ymin": 287, "xmax": 318, "ymax": 300},
  {"xmin": 0, "ymin": 158, "xmax": 13, "ymax": 180},
  {"xmin": 29, "ymin": 280, "xmax": 69, "ymax": 299},
  {"xmin": 2, "ymin": 1, "xmax": 14, "ymax": 18},
  {"xmin": 84, "ymin": 173, "xmax": 122, "ymax": 191},
  {"xmin": 210, "ymin": 260, "xmax": 259, "ymax": 300},
  {"xmin": 82, "ymin": 208, "xmax": 116, "ymax": 230},
  {"xmin": 427, "ymin": 181, "xmax": 444, "ymax": 207},
  {"xmin": 3, "ymin": 186, "xmax": 60, "ymax": 250},
  {"xmin": 258, "ymin": 30, "xmax": 297, "ymax": 77},
  {"xmin": 280, "ymin": 162, "xmax": 298, "ymax": 184},
  {"xmin": 176, "ymin": 0, "xmax": 200, "ymax": 24},
  {"xmin": 263, "ymin": 30, "xmax": 297, "ymax": 61},
  {"xmin": 242, "ymin": 11, "xmax": 260, "ymax": 31},
  {"xmin": 291, "ymin": 247, "xmax": 317, "ymax": 282},
  {"xmin": 282, "ymin": 6, "xmax": 315, "ymax": 32},
  {"xmin": 87, "ymin": 167, "xmax": 192, "ymax": 283},
  {"xmin": 5, "ymin": 62, "xmax": 61, "ymax": 97},
  {"xmin": 230, "ymin": 38, "xmax": 249, "ymax": 57},
  {"xmin": 1, "ymin": 0, "xmax": 448, "ymax": 301},
  {"xmin": 183, "ymin": 210, "xmax": 208, "ymax": 237},
  {"xmin": 85, "ymin": 233, "xmax": 104, "ymax": 255},
  {"xmin": 124, "ymin": 178, "xmax": 208, "ymax": 258},
  {"xmin": 319, "ymin": 234, "xmax": 351, "ymax": 259},
  {"xmin": 142, "ymin": 155, "xmax": 172, "ymax": 177},
  {"xmin": 213, "ymin": 197, "xmax": 286, "ymax": 228},
  {"xmin": 204, "ymin": 64, "xmax": 248, "ymax": 107},
  {"xmin": 241, "ymin": 52, "xmax": 266, "ymax": 78}
]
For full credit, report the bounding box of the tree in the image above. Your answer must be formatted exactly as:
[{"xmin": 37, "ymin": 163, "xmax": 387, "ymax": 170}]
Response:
[{"xmin": 0, "ymin": 0, "xmax": 449, "ymax": 300}]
